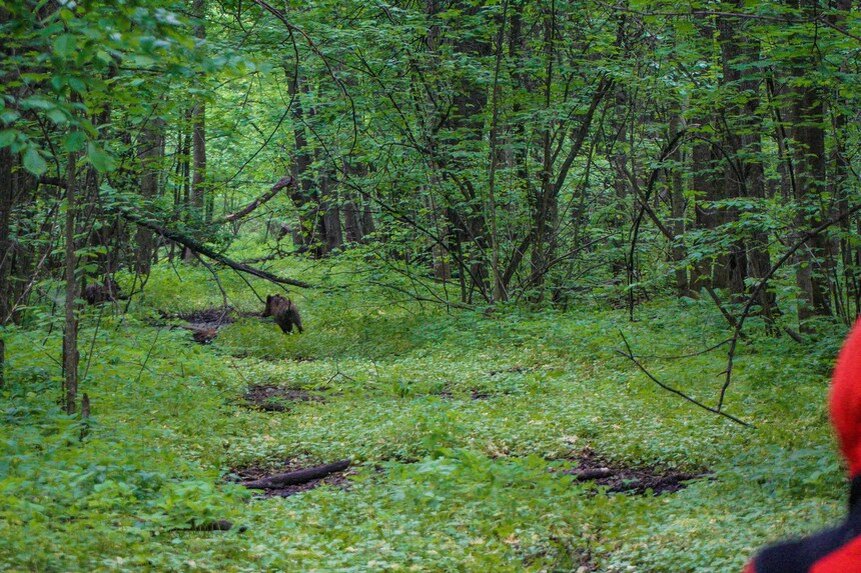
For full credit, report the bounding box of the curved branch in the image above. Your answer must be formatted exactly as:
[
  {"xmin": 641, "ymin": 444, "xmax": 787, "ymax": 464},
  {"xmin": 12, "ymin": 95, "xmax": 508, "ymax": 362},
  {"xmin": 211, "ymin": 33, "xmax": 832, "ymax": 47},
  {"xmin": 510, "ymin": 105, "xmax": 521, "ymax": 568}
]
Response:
[
  {"xmin": 215, "ymin": 175, "xmax": 293, "ymax": 224},
  {"xmin": 617, "ymin": 331, "xmax": 753, "ymax": 427}
]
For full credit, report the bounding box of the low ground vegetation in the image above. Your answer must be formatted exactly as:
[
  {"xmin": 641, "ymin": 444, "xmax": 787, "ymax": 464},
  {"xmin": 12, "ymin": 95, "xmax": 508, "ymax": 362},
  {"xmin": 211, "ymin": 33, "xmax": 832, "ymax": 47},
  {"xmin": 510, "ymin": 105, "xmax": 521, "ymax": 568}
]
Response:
[{"xmin": 0, "ymin": 257, "xmax": 846, "ymax": 572}]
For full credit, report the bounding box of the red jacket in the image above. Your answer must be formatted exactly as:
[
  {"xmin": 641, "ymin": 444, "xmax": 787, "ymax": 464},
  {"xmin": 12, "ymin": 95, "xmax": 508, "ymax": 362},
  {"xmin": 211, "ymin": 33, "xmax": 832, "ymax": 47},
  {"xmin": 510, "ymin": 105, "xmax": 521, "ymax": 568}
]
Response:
[{"xmin": 746, "ymin": 320, "xmax": 861, "ymax": 572}]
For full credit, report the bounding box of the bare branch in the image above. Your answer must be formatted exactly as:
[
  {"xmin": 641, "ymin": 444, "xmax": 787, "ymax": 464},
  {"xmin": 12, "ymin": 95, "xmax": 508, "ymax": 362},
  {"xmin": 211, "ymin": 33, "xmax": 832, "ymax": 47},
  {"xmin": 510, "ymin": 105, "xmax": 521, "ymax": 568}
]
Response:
[
  {"xmin": 617, "ymin": 331, "xmax": 754, "ymax": 428},
  {"xmin": 114, "ymin": 206, "xmax": 313, "ymax": 289},
  {"xmin": 214, "ymin": 175, "xmax": 293, "ymax": 224}
]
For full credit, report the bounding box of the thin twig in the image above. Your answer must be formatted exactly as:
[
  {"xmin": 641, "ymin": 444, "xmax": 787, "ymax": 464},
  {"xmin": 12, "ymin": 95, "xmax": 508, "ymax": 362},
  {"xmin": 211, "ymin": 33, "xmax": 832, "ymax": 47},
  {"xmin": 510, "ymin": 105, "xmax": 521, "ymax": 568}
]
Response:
[
  {"xmin": 134, "ymin": 328, "xmax": 162, "ymax": 387},
  {"xmin": 82, "ymin": 304, "xmax": 105, "ymax": 381},
  {"xmin": 617, "ymin": 331, "xmax": 753, "ymax": 427}
]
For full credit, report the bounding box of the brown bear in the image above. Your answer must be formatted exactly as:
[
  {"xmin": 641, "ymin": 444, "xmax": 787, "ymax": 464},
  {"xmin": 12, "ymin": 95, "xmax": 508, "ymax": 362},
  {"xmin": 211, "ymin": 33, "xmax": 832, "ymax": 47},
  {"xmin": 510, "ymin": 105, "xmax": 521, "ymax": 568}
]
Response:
[
  {"xmin": 262, "ymin": 294, "xmax": 303, "ymax": 334},
  {"xmin": 83, "ymin": 277, "xmax": 127, "ymax": 305}
]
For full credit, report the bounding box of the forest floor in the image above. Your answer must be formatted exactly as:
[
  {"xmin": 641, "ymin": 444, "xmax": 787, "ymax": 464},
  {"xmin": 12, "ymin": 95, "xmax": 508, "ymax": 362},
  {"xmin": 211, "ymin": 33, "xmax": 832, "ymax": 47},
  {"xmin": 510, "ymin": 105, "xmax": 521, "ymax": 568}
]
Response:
[{"xmin": 0, "ymin": 254, "xmax": 849, "ymax": 572}]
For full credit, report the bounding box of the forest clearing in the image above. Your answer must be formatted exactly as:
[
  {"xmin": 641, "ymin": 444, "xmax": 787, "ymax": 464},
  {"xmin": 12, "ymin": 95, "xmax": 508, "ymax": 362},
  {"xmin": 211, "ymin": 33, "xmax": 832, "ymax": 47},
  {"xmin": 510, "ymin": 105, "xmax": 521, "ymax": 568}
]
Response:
[
  {"xmin": 1, "ymin": 260, "xmax": 846, "ymax": 571},
  {"xmin": 2, "ymin": 0, "xmax": 861, "ymax": 571}
]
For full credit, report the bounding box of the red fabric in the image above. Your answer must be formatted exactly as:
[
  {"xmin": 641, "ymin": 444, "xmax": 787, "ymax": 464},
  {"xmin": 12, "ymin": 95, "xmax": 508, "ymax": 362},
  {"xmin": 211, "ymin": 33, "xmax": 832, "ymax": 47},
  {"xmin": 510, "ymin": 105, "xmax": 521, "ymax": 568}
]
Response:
[
  {"xmin": 811, "ymin": 535, "xmax": 861, "ymax": 572},
  {"xmin": 743, "ymin": 561, "xmax": 756, "ymax": 573},
  {"xmin": 830, "ymin": 319, "xmax": 861, "ymax": 477}
]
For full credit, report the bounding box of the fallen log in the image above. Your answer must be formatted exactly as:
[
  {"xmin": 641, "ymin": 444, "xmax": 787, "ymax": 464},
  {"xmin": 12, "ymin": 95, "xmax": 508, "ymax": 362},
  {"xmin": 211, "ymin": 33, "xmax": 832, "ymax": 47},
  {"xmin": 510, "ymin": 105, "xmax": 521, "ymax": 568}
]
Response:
[
  {"xmin": 242, "ymin": 460, "xmax": 351, "ymax": 489},
  {"xmin": 163, "ymin": 519, "xmax": 243, "ymax": 534}
]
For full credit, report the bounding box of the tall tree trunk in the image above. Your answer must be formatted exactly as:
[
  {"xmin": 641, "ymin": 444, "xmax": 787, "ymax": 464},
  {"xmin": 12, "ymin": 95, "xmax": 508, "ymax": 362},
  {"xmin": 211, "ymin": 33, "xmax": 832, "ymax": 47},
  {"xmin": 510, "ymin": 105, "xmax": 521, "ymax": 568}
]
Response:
[
  {"xmin": 433, "ymin": 0, "xmax": 491, "ymax": 301},
  {"xmin": 0, "ymin": 148, "xmax": 13, "ymax": 388},
  {"xmin": 320, "ymin": 172, "xmax": 342, "ymax": 253},
  {"xmin": 341, "ymin": 160, "xmax": 367, "ymax": 243},
  {"xmin": 343, "ymin": 197, "xmax": 363, "ymax": 244},
  {"xmin": 63, "ymin": 151, "xmax": 79, "ymax": 414},
  {"xmin": 192, "ymin": 0, "xmax": 207, "ymax": 221},
  {"xmin": 136, "ymin": 119, "xmax": 165, "ymax": 275},
  {"xmin": 361, "ymin": 201, "xmax": 375, "ymax": 237},
  {"xmin": 180, "ymin": 108, "xmax": 193, "ymax": 261},
  {"xmin": 832, "ymin": 0, "xmax": 855, "ymax": 320},
  {"xmin": 668, "ymin": 111, "xmax": 689, "ymax": 296},
  {"xmin": 183, "ymin": 0, "xmax": 206, "ymax": 263},
  {"xmin": 786, "ymin": 0, "xmax": 831, "ymax": 322},
  {"xmin": 717, "ymin": 7, "xmax": 775, "ymax": 318},
  {"xmin": 692, "ymin": 141, "xmax": 722, "ymax": 289},
  {"xmin": 688, "ymin": 12, "xmax": 739, "ymax": 294},
  {"xmin": 487, "ymin": 0, "xmax": 509, "ymax": 302},
  {"xmin": 287, "ymin": 71, "xmax": 322, "ymax": 255},
  {"xmin": 530, "ymin": 0, "xmax": 558, "ymax": 295}
]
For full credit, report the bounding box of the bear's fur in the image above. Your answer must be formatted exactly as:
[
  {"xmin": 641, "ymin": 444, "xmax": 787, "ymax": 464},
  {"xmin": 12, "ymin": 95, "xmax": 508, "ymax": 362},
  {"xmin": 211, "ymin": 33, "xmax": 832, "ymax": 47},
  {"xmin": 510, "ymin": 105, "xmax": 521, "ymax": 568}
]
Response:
[
  {"xmin": 83, "ymin": 277, "xmax": 127, "ymax": 305},
  {"xmin": 262, "ymin": 294, "xmax": 303, "ymax": 334}
]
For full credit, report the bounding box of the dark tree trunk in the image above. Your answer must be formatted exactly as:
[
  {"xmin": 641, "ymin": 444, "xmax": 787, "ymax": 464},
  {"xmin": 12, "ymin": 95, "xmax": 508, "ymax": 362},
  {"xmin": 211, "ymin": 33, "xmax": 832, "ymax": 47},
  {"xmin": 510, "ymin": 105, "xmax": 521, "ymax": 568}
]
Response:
[
  {"xmin": 668, "ymin": 111, "xmax": 690, "ymax": 297},
  {"xmin": 343, "ymin": 197, "xmax": 363, "ymax": 244},
  {"xmin": 320, "ymin": 172, "xmax": 342, "ymax": 253},
  {"xmin": 433, "ymin": 0, "xmax": 492, "ymax": 301},
  {"xmin": 179, "ymin": 109, "xmax": 192, "ymax": 261},
  {"xmin": 786, "ymin": 0, "xmax": 831, "ymax": 322},
  {"xmin": 63, "ymin": 151, "xmax": 79, "ymax": 414},
  {"xmin": 717, "ymin": 7, "xmax": 775, "ymax": 317},
  {"xmin": 831, "ymin": 0, "xmax": 855, "ymax": 320},
  {"xmin": 136, "ymin": 119, "xmax": 165, "ymax": 275},
  {"xmin": 529, "ymin": 2, "xmax": 558, "ymax": 294},
  {"xmin": 191, "ymin": 0, "xmax": 207, "ymax": 220},
  {"xmin": 341, "ymin": 160, "xmax": 367, "ymax": 243},
  {"xmin": 287, "ymin": 72, "xmax": 323, "ymax": 256},
  {"xmin": 692, "ymin": 142, "xmax": 722, "ymax": 289},
  {"xmin": 0, "ymin": 148, "xmax": 12, "ymax": 388}
]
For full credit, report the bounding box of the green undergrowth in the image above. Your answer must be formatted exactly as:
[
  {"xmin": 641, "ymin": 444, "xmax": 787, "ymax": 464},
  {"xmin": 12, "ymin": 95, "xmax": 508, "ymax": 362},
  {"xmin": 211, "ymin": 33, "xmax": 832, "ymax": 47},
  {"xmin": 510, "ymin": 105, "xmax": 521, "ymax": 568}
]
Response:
[{"xmin": 0, "ymin": 257, "xmax": 849, "ymax": 571}]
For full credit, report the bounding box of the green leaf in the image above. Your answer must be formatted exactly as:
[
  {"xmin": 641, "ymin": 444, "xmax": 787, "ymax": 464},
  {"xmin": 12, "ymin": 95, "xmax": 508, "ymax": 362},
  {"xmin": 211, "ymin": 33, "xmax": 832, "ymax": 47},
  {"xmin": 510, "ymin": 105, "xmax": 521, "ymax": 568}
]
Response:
[
  {"xmin": 0, "ymin": 110, "xmax": 18, "ymax": 124},
  {"xmin": 0, "ymin": 130, "xmax": 16, "ymax": 148},
  {"xmin": 68, "ymin": 77, "xmax": 86, "ymax": 94},
  {"xmin": 20, "ymin": 97, "xmax": 54, "ymax": 111},
  {"xmin": 50, "ymin": 74, "xmax": 66, "ymax": 91},
  {"xmin": 46, "ymin": 108, "xmax": 67, "ymax": 125},
  {"xmin": 87, "ymin": 142, "xmax": 116, "ymax": 173},
  {"xmin": 62, "ymin": 131, "xmax": 85, "ymax": 153},
  {"xmin": 23, "ymin": 148, "xmax": 47, "ymax": 176},
  {"xmin": 53, "ymin": 34, "xmax": 76, "ymax": 59}
]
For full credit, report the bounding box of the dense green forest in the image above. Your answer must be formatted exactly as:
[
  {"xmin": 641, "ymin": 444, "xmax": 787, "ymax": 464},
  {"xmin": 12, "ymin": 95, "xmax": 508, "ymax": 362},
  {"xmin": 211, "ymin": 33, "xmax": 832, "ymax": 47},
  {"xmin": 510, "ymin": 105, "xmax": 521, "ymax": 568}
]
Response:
[{"xmin": 2, "ymin": 0, "xmax": 861, "ymax": 571}]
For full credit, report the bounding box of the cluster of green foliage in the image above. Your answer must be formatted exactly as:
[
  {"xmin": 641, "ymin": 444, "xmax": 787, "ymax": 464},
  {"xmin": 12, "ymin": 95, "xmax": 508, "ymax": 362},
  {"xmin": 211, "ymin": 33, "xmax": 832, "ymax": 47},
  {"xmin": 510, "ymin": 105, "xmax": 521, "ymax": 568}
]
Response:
[{"xmin": 0, "ymin": 252, "xmax": 849, "ymax": 571}]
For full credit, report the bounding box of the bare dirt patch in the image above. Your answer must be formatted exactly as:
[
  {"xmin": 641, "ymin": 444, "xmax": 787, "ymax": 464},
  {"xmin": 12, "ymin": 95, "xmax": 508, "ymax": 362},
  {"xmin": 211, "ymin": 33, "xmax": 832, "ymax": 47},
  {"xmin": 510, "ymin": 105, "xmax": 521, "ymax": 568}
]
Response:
[
  {"xmin": 230, "ymin": 459, "xmax": 351, "ymax": 497},
  {"xmin": 560, "ymin": 450, "xmax": 706, "ymax": 495},
  {"xmin": 243, "ymin": 384, "xmax": 325, "ymax": 411}
]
